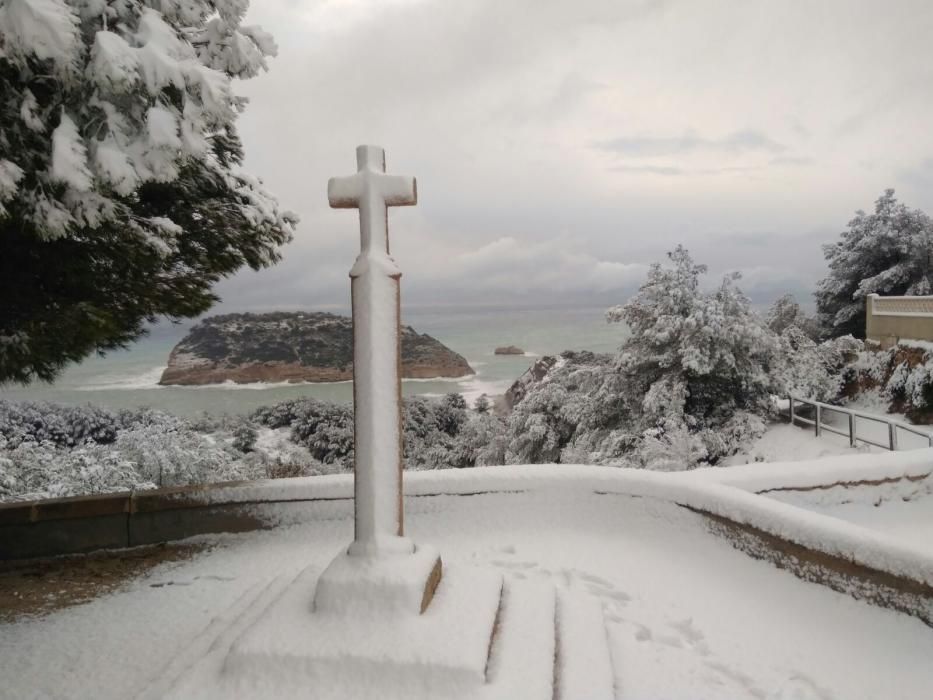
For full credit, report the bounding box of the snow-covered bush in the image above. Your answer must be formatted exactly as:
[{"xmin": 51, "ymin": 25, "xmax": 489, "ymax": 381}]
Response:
[
  {"xmin": 816, "ymin": 189, "xmax": 933, "ymax": 339},
  {"xmin": 836, "ymin": 342, "xmax": 933, "ymax": 420},
  {"xmin": 606, "ymin": 246, "xmax": 781, "ymax": 465},
  {"xmin": 112, "ymin": 421, "xmax": 257, "ymax": 487},
  {"xmin": 254, "ymin": 394, "xmax": 494, "ymax": 472},
  {"xmin": 231, "ymin": 423, "xmax": 257, "ymax": 453},
  {"xmin": 503, "ymin": 351, "xmax": 626, "ymax": 465},
  {"xmin": 884, "ymin": 348, "xmax": 933, "ymax": 414},
  {"xmin": 635, "ymin": 423, "xmax": 709, "ymax": 472},
  {"xmin": 452, "ymin": 411, "xmax": 508, "ymax": 467},
  {"xmin": 0, "ymin": 438, "xmax": 146, "ymax": 500},
  {"xmin": 774, "ymin": 329, "xmax": 862, "ymax": 402},
  {"xmin": 255, "ymin": 399, "xmax": 355, "ymax": 467},
  {"xmin": 765, "ymin": 294, "xmax": 820, "ymax": 340},
  {"xmin": 0, "ymin": 400, "xmax": 118, "ymax": 448},
  {"xmin": 403, "ymin": 395, "xmax": 471, "ymax": 469},
  {"xmin": 473, "ymin": 394, "xmax": 491, "ymax": 414},
  {"xmin": 0, "ymin": 400, "xmax": 310, "ymax": 501}
]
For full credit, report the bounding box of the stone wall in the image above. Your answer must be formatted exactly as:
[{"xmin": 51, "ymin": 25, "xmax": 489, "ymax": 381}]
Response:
[
  {"xmin": 0, "ymin": 482, "xmax": 341, "ymax": 560},
  {"xmin": 866, "ymin": 294, "xmax": 933, "ymax": 348}
]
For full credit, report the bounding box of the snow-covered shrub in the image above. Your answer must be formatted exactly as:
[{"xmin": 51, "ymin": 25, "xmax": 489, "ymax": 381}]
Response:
[
  {"xmin": 886, "ymin": 355, "xmax": 933, "ymax": 413},
  {"xmin": 110, "ymin": 422, "xmax": 258, "ymax": 487},
  {"xmin": 0, "ymin": 400, "xmax": 118, "ymax": 448},
  {"xmin": 635, "ymin": 424, "xmax": 709, "ymax": 472},
  {"xmin": 434, "ymin": 393, "xmax": 469, "ymax": 436},
  {"xmin": 243, "ymin": 431, "xmax": 322, "ymax": 479},
  {"xmin": 254, "ymin": 394, "xmax": 490, "ymax": 471},
  {"xmin": 403, "ymin": 395, "xmax": 471, "ymax": 469},
  {"xmin": 605, "ymin": 246, "xmax": 781, "ymax": 465},
  {"xmin": 231, "ymin": 424, "xmax": 258, "ymax": 453},
  {"xmin": 0, "ymin": 438, "xmax": 148, "ymax": 501},
  {"xmin": 473, "ymin": 394, "xmax": 491, "ymax": 414},
  {"xmin": 284, "ymin": 400, "xmax": 354, "ymax": 467},
  {"xmin": 252, "ymin": 399, "xmax": 312, "ymax": 430},
  {"xmin": 503, "ymin": 351, "xmax": 623, "ymax": 464},
  {"xmin": 840, "ymin": 342, "xmax": 933, "ymax": 420},
  {"xmin": 453, "ymin": 411, "xmax": 508, "ymax": 467},
  {"xmin": 766, "ymin": 294, "xmax": 819, "ymax": 340},
  {"xmin": 816, "ymin": 189, "xmax": 933, "ymax": 338},
  {"xmin": 774, "ymin": 329, "xmax": 862, "ymax": 402}
]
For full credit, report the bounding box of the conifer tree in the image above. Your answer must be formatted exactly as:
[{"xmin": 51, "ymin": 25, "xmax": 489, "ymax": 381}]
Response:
[
  {"xmin": 0, "ymin": 0, "xmax": 296, "ymax": 383},
  {"xmin": 816, "ymin": 190, "xmax": 933, "ymax": 339}
]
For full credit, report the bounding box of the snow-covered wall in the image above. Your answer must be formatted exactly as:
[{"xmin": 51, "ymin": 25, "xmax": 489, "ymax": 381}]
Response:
[
  {"xmin": 867, "ymin": 294, "xmax": 933, "ymax": 347},
  {"xmin": 2, "ymin": 453, "xmax": 932, "ymax": 624}
]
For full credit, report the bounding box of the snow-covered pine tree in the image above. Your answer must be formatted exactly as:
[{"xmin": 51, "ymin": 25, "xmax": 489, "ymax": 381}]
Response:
[
  {"xmin": 0, "ymin": 0, "xmax": 296, "ymax": 383},
  {"xmin": 607, "ymin": 246, "xmax": 780, "ymax": 465},
  {"xmin": 816, "ymin": 189, "xmax": 933, "ymax": 339},
  {"xmin": 765, "ymin": 293, "xmax": 819, "ymax": 339}
]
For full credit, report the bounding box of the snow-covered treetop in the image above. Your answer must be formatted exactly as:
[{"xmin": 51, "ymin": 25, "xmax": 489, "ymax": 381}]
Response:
[
  {"xmin": 0, "ymin": 0, "xmax": 291, "ymax": 241},
  {"xmin": 0, "ymin": 0, "xmax": 297, "ymax": 383},
  {"xmin": 607, "ymin": 245, "xmax": 780, "ymax": 442},
  {"xmin": 816, "ymin": 189, "xmax": 933, "ymax": 338}
]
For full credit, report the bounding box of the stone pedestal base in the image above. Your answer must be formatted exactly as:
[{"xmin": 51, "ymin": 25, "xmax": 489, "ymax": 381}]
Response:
[
  {"xmin": 314, "ymin": 543, "xmax": 443, "ymax": 615},
  {"xmin": 212, "ymin": 562, "xmax": 502, "ymax": 698},
  {"xmin": 146, "ymin": 563, "xmax": 619, "ymax": 700}
]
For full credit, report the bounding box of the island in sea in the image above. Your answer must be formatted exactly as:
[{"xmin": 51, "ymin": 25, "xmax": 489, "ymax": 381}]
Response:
[{"xmin": 159, "ymin": 312, "xmax": 474, "ymax": 386}]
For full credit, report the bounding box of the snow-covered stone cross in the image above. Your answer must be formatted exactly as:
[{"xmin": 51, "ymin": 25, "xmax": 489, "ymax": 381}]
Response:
[
  {"xmin": 315, "ymin": 145, "xmax": 441, "ymax": 615},
  {"xmin": 328, "ymin": 145, "xmax": 415, "ymax": 557}
]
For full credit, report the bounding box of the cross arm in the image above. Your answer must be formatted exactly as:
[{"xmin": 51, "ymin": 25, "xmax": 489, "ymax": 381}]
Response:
[
  {"xmin": 328, "ymin": 174, "xmax": 363, "ymax": 208},
  {"xmin": 379, "ymin": 175, "xmax": 417, "ymax": 207}
]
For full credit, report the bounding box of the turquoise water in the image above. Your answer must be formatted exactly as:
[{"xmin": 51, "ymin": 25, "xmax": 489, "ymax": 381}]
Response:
[{"xmin": 0, "ymin": 305, "xmax": 627, "ymax": 417}]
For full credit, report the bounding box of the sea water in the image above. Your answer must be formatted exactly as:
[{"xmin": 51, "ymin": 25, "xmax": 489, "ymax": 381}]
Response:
[{"xmin": 0, "ymin": 305, "xmax": 627, "ymax": 417}]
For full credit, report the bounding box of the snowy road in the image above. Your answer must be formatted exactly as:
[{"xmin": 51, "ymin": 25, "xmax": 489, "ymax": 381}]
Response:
[{"xmin": 2, "ymin": 491, "xmax": 931, "ymax": 699}]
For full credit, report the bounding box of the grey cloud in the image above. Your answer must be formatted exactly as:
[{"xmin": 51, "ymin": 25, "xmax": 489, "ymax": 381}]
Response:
[
  {"xmin": 611, "ymin": 164, "xmax": 764, "ymax": 177},
  {"xmin": 769, "ymin": 156, "xmax": 813, "ymax": 167},
  {"xmin": 895, "ymin": 159, "xmax": 933, "ymax": 211},
  {"xmin": 212, "ymin": 0, "xmax": 933, "ymax": 315},
  {"xmin": 611, "ymin": 165, "xmax": 684, "ymax": 176},
  {"xmin": 595, "ymin": 130, "xmax": 786, "ymax": 158}
]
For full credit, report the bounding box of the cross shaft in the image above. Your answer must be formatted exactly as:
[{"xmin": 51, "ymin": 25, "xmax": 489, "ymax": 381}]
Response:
[{"xmin": 328, "ymin": 145, "xmax": 417, "ymax": 558}]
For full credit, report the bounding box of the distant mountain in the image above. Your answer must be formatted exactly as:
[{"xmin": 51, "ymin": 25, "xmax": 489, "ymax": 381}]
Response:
[{"xmin": 159, "ymin": 312, "xmax": 474, "ymax": 386}]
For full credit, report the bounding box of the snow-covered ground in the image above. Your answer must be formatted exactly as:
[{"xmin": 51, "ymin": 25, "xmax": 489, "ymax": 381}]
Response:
[
  {"xmin": 725, "ymin": 422, "xmax": 872, "ymax": 465},
  {"xmin": 2, "ymin": 489, "xmax": 931, "ymax": 700},
  {"xmin": 765, "ymin": 472, "xmax": 933, "ymax": 558},
  {"xmin": 728, "ymin": 407, "xmax": 932, "ymax": 467},
  {"xmin": 784, "ymin": 494, "xmax": 933, "ymax": 558}
]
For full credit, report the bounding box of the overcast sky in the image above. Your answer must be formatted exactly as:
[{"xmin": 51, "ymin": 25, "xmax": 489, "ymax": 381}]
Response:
[{"xmin": 214, "ymin": 0, "xmax": 933, "ymax": 313}]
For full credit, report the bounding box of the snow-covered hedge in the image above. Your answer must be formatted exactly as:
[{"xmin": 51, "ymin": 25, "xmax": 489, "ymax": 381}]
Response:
[
  {"xmin": 0, "ymin": 395, "xmax": 509, "ymax": 501},
  {"xmin": 0, "ymin": 401, "xmax": 294, "ymax": 501},
  {"xmin": 253, "ymin": 394, "xmax": 506, "ymax": 472}
]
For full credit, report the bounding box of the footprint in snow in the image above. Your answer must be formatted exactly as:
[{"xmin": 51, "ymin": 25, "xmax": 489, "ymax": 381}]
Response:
[
  {"xmin": 704, "ymin": 660, "xmax": 768, "ymax": 699},
  {"xmin": 149, "ymin": 574, "xmax": 235, "ymax": 588},
  {"xmin": 767, "ymin": 674, "xmax": 835, "ymax": 700}
]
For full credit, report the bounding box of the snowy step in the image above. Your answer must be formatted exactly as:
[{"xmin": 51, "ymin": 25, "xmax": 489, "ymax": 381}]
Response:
[
  {"xmin": 479, "ymin": 578, "xmax": 557, "ymax": 700},
  {"xmin": 141, "ymin": 571, "xmax": 301, "ymax": 700},
  {"xmin": 555, "ymin": 588, "xmax": 616, "ymax": 700},
  {"xmin": 148, "ymin": 566, "xmax": 579, "ymax": 700}
]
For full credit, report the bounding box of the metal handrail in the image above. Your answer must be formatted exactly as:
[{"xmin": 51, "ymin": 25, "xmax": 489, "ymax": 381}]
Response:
[{"xmin": 787, "ymin": 395, "xmax": 933, "ymax": 450}]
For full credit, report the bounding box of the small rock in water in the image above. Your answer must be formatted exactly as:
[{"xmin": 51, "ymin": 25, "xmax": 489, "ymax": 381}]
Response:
[{"xmin": 494, "ymin": 345, "xmax": 524, "ymax": 355}]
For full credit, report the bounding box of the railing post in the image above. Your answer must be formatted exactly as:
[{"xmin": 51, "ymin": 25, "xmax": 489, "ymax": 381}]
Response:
[
  {"xmin": 815, "ymin": 404, "xmax": 822, "ymax": 437},
  {"xmin": 928, "ymin": 433, "xmax": 933, "ymax": 448},
  {"xmin": 789, "ymin": 396, "xmax": 795, "ymax": 425},
  {"xmin": 848, "ymin": 413, "xmax": 856, "ymax": 447},
  {"xmin": 889, "ymin": 423, "xmax": 898, "ymax": 451}
]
